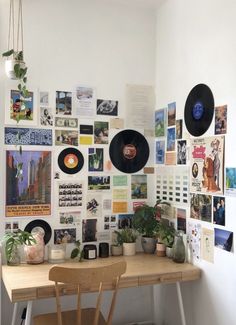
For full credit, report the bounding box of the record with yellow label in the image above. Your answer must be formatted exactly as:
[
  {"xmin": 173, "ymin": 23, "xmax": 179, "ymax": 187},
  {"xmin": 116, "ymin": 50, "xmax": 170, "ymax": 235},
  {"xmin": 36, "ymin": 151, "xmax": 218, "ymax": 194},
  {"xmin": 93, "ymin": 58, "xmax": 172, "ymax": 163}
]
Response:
[{"xmin": 58, "ymin": 148, "xmax": 84, "ymax": 174}]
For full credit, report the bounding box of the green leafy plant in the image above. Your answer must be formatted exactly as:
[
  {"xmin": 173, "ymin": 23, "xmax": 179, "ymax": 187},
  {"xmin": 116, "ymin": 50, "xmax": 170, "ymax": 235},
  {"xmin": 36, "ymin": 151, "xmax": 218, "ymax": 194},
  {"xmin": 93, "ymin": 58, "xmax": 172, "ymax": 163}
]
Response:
[
  {"xmin": 117, "ymin": 228, "xmax": 137, "ymax": 243},
  {"xmin": 2, "ymin": 229, "xmax": 36, "ymax": 264},
  {"xmin": 70, "ymin": 240, "xmax": 83, "ymax": 261},
  {"xmin": 2, "ymin": 49, "xmax": 29, "ymax": 98},
  {"xmin": 156, "ymin": 219, "xmax": 176, "ymax": 247},
  {"xmin": 132, "ymin": 204, "xmax": 158, "ymax": 237},
  {"xmin": 113, "ymin": 231, "xmax": 124, "ymax": 246}
]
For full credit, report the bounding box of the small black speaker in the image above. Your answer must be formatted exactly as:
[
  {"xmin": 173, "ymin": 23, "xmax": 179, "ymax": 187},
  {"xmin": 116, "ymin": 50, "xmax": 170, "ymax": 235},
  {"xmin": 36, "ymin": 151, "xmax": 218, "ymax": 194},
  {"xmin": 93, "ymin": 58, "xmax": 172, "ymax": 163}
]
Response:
[{"xmin": 99, "ymin": 242, "xmax": 109, "ymax": 258}]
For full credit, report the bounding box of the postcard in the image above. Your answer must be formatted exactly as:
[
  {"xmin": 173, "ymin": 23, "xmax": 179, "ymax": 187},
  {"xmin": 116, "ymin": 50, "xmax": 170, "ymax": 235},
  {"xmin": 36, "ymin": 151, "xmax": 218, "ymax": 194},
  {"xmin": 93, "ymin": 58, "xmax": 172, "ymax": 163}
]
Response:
[
  {"xmin": 97, "ymin": 99, "xmax": 118, "ymax": 116},
  {"xmin": 177, "ymin": 140, "xmax": 187, "ymax": 165},
  {"xmin": 118, "ymin": 214, "xmax": 133, "ymax": 229},
  {"xmin": 79, "ymin": 124, "xmax": 93, "ymax": 134},
  {"xmin": 82, "ymin": 219, "xmax": 97, "ymax": 242},
  {"xmin": 40, "ymin": 107, "xmax": 53, "ymax": 126},
  {"xmin": 190, "ymin": 194, "xmax": 212, "ymax": 222},
  {"xmin": 167, "ymin": 127, "xmax": 176, "ymax": 151},
  {"xmin": 155, "ymin": 108, "xmax": 165, "ymax": 137},
  {"xmin": 112, "ymin": 201, "xmax": 128, "ymax": 213},
  {"xmin": 55, "ymin": 117, "xmax": 78, "ymax": 128},
  {"xmin": 55, "ymin": 130, "xmax": 78, "ymax": 146},
  {"xmin": 86, "ymin": 193, "xmax": 102, "ymax": 218},
  {"xmin": 167, "ymin": 102, "xmax": 176, "ymax": 126},
  {"xmin": 187, "ymin": 221, "xmax": 201, "ymax": 260},
  {"xmin": 113, "ymin": 189, "xmax": 128, "ymax": 200},
  {"xmin": 131, "ymin": 175, "xmax": 147, "ymax": 199},
  {"xmin": 54, "ymin": 228, "xmax": 76, "ymax": 244},
  {"xmin": 202, "ymin": 228, "xmax": 214, "ymax": 263},
  {"xmin": 226, "ymin": 167, "xmax": 236, "ymax": 196},
  {"xmin": 79, "ymin": 136, "xmax": 93, "ymax": 145},
  {"xmin": 88, "ymin": 148, "xmax": 104, "ymax": 172},
  {"xmin": 56, "ymin": 91, "xmax": 72, "ymax": 115},
  {"xmin": 176, "ymin": 119, "xmax": 182, "ymax": 139},
  {"xmin": 5, "ymin": 127, "xmax": 52, "ymax": 146},
  {"xmin": 39, "ymin": 91, "xmax": 49, "ymax": 106},
  {"xmin": 88, "ymin": 176, "xmax": 110, "ymax": 190},
  {"xmin": 214, "ymin": 228, "xmax": 233, "ymax": 252},
  {"xmin": 110, "ymin": 118, "xmax": 124, "ymax": 129},
  {"xmin": 113, "ymin": 175, "xmax": 128, "ymax": 186},
  {"xmin": 75, "ymin": 86, "xmax": 95, "ymax": 117},
  {"xmin": 213, "ymin": 196, "xmax": 225, "ymax": 226},
  {"xmin": 156, "ymin": 140, "xmax": 165, "ymax": 164},
  {"xmin": 165, "ymin": 152, "xmax": 176, "ymax": 165},
  {"xmin": 94, "ymin": 121, "xmax": 109, "ymax": 144},
  {"xmin": 215, "ymin": 105, "xmax": 227, "ymax": 135},
  {"xmin": 59, "ymin": 211, "xmax": 81, "ymax": 226}
]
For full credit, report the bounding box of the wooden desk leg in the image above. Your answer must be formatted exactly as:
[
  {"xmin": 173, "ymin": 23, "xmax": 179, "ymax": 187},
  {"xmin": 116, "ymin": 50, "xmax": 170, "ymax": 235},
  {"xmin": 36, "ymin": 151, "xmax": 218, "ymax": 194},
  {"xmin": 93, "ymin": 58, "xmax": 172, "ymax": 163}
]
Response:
[
  {"xmin": 11, "ymin": 303, "xmax": 18, "ymax": 325},
  {"xmin": 176, "ymin": 282, "xmax": 187, "ymax": 325},
  {"xmin": 25, "ymin": 301, "xmax": 33, "ymax": 325}
]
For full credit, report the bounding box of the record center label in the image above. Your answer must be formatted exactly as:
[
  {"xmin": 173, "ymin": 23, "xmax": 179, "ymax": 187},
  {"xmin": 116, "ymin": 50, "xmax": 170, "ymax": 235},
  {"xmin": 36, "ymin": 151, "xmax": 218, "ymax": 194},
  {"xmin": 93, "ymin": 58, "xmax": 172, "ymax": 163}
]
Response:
[
  {"xmin": 192, "ymin": 101, "xmax": 204, "ymax": 120},
  {"xmin": 64, "ymin": 154, "xmax": 78, "ymax": 168},
  {"xmin": 123, "ymin": 144, "xmax": 137, "ymax": 159}
]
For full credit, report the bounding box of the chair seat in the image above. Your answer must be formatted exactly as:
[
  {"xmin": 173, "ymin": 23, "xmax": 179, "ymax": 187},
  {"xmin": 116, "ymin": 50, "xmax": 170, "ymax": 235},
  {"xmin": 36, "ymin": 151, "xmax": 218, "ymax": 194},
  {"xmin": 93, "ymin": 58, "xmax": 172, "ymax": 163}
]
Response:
[{"xmin": 34, "ymin": 308, "xmax": 106, "ymax": 325}]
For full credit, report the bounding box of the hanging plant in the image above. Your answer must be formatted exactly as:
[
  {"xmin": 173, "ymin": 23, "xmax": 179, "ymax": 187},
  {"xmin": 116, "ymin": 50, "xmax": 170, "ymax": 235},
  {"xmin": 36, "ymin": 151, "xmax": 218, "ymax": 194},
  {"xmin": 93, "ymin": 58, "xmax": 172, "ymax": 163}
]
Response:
[{"xmin": 2, "ymin": 0, "xmax": 29, "ymax": 179}]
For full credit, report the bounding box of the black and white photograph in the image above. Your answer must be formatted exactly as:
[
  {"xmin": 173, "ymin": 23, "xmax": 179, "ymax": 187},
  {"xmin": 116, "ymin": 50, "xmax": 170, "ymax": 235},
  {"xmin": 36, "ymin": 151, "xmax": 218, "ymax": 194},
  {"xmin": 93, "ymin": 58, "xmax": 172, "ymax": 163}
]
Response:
[
  {"xmin": 86, "ymin": 193, "xmax": 102, "ymax": 218},
  {"xmin": 97, "ymin": 99, "xmax": 118, "ymax": 116},
  {"xmin": 55, "ymin": 117, "xmax": 78, "ymax": 128},
  {"xmin": 40, "ymin": 107, "xmax": 53, "ymax": 126},
  {"xmin": 58, "ymin": 182, "xmax": 83, "ymax": 208},
  {"xmin": 55, "ymin": 130, "xmax": 78, "ymax": 146},
  {"xmin": 39, "ymin": 91, "xmax": 49, "ymax": 106},
  {"xmin": 177, "ymin": 140, "xmax": 187, "ymax": 165}
]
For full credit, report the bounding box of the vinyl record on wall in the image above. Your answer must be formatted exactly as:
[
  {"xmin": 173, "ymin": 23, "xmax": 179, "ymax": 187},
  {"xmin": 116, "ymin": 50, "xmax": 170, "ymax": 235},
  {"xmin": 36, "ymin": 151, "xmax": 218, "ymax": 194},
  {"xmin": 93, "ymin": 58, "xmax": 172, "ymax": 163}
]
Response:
[
  {"xmin": 184, "ymin": 83, "xmax": 214, "ymax": 137},
  {"xmin": 109, "ymin": 129, "xmax": 149, "ymax": 173},
  {"xmin": 58, "ymin": 147, "xmax": 84, "ymax": 174},
  {"xmin": 24, "ymin": 219, "xmax": 52, "ymax": 244}
]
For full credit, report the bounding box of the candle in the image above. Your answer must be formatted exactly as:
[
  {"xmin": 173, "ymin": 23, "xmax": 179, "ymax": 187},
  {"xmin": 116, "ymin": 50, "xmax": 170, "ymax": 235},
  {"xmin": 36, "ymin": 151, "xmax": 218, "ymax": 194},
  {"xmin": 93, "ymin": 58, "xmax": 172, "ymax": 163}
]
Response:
[{"xmin": 48, "ymin": 245, "xmax": 66, "ymax": 263}]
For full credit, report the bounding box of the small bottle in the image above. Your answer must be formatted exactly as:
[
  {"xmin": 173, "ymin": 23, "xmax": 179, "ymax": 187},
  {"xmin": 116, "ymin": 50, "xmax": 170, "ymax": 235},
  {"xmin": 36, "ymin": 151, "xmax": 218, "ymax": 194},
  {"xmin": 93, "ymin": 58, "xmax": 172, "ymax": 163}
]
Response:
[{"xmin": 172, "ymin": 231, "xmax": 185, "ymax": 263}]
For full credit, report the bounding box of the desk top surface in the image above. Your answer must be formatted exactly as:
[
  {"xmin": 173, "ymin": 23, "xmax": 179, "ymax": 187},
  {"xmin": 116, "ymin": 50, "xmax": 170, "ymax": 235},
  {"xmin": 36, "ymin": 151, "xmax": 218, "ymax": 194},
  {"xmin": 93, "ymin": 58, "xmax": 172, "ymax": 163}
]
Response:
[{"xmin": 2, "ymin": 253, "xmax": 201, "ymax": 303}]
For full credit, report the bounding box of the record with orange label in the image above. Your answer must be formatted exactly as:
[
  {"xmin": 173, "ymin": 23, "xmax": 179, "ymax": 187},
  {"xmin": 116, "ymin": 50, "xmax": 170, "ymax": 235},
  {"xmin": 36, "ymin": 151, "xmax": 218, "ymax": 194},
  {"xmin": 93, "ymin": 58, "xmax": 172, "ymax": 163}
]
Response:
[
  {"xmin": 58, "ymin": 148, "xmax": 84, "ymax": 174},
  {"xmin": 109, "ymin": 129, "xmax": 149, "ymax": 173}
]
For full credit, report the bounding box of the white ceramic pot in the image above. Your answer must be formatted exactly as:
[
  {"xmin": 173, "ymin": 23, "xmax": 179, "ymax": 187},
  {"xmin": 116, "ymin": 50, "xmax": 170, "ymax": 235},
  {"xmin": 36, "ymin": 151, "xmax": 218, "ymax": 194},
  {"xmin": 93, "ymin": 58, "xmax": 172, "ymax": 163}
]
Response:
[
  {"xmin": 156, "ymin": 243, "xmax": 166, "ymax": 257},
  {"xmin": 166, "ymin": 246, "xmax": 173, "ymax": 258},
  {"xmin": 5, "ymin": 59, "xmax": 25, "ymax": 80},
  {"xmin": 123, "ymin": 243, "xmax": 136, "ymax": 256}
]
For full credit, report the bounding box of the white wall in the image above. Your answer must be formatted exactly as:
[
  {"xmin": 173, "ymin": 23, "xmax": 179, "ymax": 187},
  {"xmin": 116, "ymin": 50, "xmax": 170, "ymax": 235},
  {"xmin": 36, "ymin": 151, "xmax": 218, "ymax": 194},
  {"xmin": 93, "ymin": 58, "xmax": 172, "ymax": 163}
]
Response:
[
  {"xmin": 155, "ymin": 0, "xmax": 236, "ymax": 325},
  {"xmin": 0, "ymin": 0, "xmax": 156, "ymax": 324}
]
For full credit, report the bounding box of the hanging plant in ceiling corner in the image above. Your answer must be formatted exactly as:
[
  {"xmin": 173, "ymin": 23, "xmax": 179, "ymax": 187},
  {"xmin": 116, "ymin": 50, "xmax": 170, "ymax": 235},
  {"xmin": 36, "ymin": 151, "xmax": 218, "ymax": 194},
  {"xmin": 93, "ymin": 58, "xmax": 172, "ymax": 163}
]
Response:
[{"xmin": 2, "ymin": 0, "xmax": 29, "ymax": 180}]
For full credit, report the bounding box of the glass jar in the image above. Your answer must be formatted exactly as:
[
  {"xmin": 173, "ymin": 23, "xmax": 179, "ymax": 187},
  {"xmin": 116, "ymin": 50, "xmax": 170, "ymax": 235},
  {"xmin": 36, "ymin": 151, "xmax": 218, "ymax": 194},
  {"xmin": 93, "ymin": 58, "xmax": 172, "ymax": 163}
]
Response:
[
  {"xmin": 172, "ymin": 232, "xmax": 185, "ymax": 263},
  {"xmin": 48, "ymin": 244, "xmax": 66, "ymax": 263},
  {"xmin": 7, "ymin": 246, "xmax": 21, "ymax": 266},
  {"xmin": 24, "ymin": 229, "xmax": 45, "ymax": 264}
]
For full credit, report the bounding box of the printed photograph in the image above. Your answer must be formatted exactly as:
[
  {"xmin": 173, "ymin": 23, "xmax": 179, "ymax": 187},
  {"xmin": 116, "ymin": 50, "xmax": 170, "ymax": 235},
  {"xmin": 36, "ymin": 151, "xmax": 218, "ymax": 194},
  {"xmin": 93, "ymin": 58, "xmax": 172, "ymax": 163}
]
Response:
[
  {"xmin": 55, "ymin": 117, "xmax": 78, "ymax": 128},
  {"xmin": 118, "ymin": 214, "xmax": 133, "ymax": 229},
  {"xmin": 94, "ymin": 121, "xmax": 109, "ymax": 144},
  {"xmin": 166, "ymin": 127, "xmax": 176, "ymax": 151},
  {"xmin": 213, "ymin": 196, "xmax": 225, "ymax": 226},
  {"xmin": 86, "ymin": 193, "xmax": 102, "ymax": 218},
  {"xmin": 88, "ymin": 176, "xmax": 110, "ymax": 190},
  {"xmin": 167, "ymin": 102, "xmax": 176, "ymax": 126},
  {"xmin": 131, "ymin": 175, "xmax": 147, "ymax": 199},
  {"xmin": 55, "ymin": 130, "xmax": 78, "ymax": 146},
  {"xmin": 40, "ymin": 107, "xmax": 53, "ymax": 126},
  {"xmin": 10, "ymin": 89, "xmax": 34, "ymax": 122},
  {"xmin": 58, "ymin": 182, "xmax": 83, "ymax": 208},
  {"xmin": 215, "ymin": 105, "xmax": 227, "ymax": 135},
  {"xmin": 82, "ymin": 219, "xmax": 97, "ymax": 242},
  {"xmin": 215, "ymin": 228, "xmax": 233, "ymax": 252},
  {"xmin": 155, "ymin": 108, "xmax": 165, "ymax": 137},
  {"xmin": 59, "ymin": 211, "xmax": 81, "ymax": 225},
  {"xmin": 97, "ymin": 99, "xmax": 118, "ymax": 116},
  {"xmin": 54, "ymin": 228, "xmax": 76, "ymax": 244},
  {"xmin": 6, "ymin": 150, "xmax": 51, "ymax": 217},
  {"xmin": 177, "ymin": 140, "xmax": 187, "ymax": 165},
  {"xmin": 226, "ymin": 167, "xmax": 236, "ymax": 195},
  {"xmin": 177, "ymin": 208, "xmax": 186, "ymax": 233},
  {"xmin": 56, "ymin": 91, "xmax": 72, "ymax": 115},
  {"xmin": 190, "ymin": 194, "xmax": 212, "ymax": 222},
  {"xmin": 155, "ymin": 140, "xmax": 165, "ymax": 164},
  {"xmin": 39, "ymin": 91, "xmax": 49, "ymax": 106},
  {"xmin": 176, "ymin": 119, "xmax": 182, "ymax": 139},
  {"xmin": 88, "ymin": 148, "xmax": 103, "ymax": 172}
]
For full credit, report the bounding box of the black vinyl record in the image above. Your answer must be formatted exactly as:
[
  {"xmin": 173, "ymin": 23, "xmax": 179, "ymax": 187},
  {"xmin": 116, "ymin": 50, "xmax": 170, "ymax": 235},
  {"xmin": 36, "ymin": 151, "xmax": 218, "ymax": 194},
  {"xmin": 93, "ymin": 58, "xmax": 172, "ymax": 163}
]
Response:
[
  {"xmin": 24, "ymin": 219, "xmax": 52, "ymax": 244},
  {"xmin": 58, "ymin": 148, "xmax": 84, "ymax": 174},
  {"xmin": 184, "ymin": 84, "xmax": 214, "ymax": 137},
  {"xmin": 109, "ymin": 129, "xmax": 149, "ymax": 173}
]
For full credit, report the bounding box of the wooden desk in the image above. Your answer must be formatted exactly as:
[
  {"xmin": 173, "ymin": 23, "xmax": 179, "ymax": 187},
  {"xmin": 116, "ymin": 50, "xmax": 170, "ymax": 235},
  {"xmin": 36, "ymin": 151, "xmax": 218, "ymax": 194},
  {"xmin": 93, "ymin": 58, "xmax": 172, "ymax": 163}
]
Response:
[{"xmin": 2, "ymin": 254, "xmax": 201, "ymax": 325}]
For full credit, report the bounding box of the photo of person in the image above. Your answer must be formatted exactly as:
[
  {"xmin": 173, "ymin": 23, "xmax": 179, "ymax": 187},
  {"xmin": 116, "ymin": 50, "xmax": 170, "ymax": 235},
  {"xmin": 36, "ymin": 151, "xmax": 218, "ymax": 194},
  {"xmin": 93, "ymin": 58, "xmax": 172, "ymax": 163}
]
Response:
[
  {"xmin": 94, "ymin": 121, "xmax": 109, "ymax": 144},
  {"xmin": 54, "ymin": 228, "xmax": 76, "ymax": 244},
  {"xmin": 118, "ymin": 214, "xmax": 133, "ymax": 229},
  {"xmin": 131, "ymin": 175, "xmax": 147, "ymax": 199},
  {"xmin": 40, "ymin": 107, "xmax": 53, "ymax": 126},
  {"xmin": 213, "ymin": 196, "xmax": 225, "ymax": 226},
  {"xmin": 55, "ymin": 130, "xmax": 78, "ymax": 146}
]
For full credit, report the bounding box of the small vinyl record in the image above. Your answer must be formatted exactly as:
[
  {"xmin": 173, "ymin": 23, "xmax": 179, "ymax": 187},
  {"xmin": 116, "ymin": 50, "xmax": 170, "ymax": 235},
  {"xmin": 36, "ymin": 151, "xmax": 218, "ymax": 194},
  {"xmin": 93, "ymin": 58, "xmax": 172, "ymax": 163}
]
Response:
[
  {"xmin": 58, "ymin": 148, "xmax": 84, "ymax": 174},
  {"xmin": 109, "ymin": 129, "xmax": 149, "ymax": 173},
  {"xmin": 184, "ymin": 84, "xmax": 214, "ymax": 137},
  {"xmin": 24, "ymin": 219, "xmax": 52, "ymax": 244}
]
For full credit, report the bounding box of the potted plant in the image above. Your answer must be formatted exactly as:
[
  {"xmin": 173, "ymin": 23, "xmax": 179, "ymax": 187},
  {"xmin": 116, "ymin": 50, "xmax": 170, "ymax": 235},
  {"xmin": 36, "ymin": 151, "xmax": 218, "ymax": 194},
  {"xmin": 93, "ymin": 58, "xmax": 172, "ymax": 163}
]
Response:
[
  {"xmin": 156, "ymin": 219, "xmax": 176, "ymax": 258},
  {"xmin": 2, "ymin": 229, "xmax": 36, "ymax": 266},
  {"xmin": 118, "ymin": 228, "xmax": 137, "ymax": 256},
  {"xmin": 132, "ymin": 202, "xmax": 166, "ymax": 254},
  {"xmin": 70, "ymin": 240, "xmax": 83, "ymax": 261},
  {"xmin": 111, "ymin": 231, "xmax": 123, "ymax": 256}
]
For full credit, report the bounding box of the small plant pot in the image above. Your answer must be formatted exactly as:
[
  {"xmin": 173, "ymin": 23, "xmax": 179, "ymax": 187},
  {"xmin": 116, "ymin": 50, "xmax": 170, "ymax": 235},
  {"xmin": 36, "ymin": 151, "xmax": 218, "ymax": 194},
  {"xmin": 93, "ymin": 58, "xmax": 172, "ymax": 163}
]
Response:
[
  {"xmin": 156, "ymin": 243, "xmax": 166, "ymax": 257},
  {"xmin": 123, "ymin": 243, "xmax": 136, "ymax": 256},
  {"xmin": 7, "ymin": 246, "xmax": 20, "ymax": 266},
  {"xmin": 166, "ymin": 246, "xmax": 173, "ymax": 258},
  {"xmin": 111, "ymin": 245, "xmax": 123, "ymax": 256},
  {"xmin": 141, "ymin": 237, "xmax": 156, "ymax": 254},
  {"xmin": 5, "ymin": 59, "xmax": 25, "ymax": 80}
]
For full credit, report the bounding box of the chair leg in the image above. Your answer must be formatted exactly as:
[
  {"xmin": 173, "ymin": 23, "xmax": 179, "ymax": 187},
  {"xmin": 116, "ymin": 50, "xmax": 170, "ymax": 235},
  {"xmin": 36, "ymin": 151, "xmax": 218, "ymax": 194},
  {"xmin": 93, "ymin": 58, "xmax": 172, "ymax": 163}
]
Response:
[
  {"xmin": 11, "ymin": 302, "xmax": 18, "ymax": 325},
  {"xmin": 176, "ymin": 282, "xmax": 187, "ymax": 325},
  {"xmin": 25, "ymin": 301, "xmax": 33, "ymax": 325}
]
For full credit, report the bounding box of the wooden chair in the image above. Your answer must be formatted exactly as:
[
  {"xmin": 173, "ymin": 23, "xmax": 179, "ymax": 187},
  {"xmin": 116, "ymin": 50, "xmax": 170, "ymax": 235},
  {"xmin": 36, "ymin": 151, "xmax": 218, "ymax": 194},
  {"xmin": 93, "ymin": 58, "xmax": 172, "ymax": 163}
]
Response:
[{"xmin": 33, "ymin": 261, "xmax": 127, "ymax": 325}]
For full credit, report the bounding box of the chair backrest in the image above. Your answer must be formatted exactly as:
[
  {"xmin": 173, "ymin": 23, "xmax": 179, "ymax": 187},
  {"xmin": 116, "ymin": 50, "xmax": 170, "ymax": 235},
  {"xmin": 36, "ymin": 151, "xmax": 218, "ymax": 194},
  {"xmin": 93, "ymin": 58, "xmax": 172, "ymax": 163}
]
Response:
[{"xmin": 49, "ymin": 261, "xmax": 127, "ymax": 325}]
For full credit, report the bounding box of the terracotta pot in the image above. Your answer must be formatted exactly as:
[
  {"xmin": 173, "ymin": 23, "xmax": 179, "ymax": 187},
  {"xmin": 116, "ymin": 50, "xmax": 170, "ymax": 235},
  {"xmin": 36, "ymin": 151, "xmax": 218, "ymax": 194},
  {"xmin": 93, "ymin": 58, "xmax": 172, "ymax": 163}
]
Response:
[{"xmin": 156, "ymin": 243, "xmax": 166, "ymax": 257}]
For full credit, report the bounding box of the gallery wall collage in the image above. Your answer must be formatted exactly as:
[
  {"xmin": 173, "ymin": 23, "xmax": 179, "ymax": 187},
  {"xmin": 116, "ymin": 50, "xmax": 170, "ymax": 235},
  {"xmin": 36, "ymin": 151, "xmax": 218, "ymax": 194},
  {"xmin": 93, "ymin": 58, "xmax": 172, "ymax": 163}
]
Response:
[
  {"xmin": 155, "ymin": 84, "xmax": 234, "ymax": 263},
  {"xmin": 4, "ymin": 84, "xmax": 155, "ymax": 257}
]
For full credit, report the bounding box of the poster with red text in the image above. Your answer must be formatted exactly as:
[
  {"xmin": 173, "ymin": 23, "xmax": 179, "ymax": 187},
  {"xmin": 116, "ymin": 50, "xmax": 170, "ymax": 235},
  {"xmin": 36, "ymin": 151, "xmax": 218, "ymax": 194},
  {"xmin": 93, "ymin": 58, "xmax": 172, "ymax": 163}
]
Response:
[{"xmin": 190, "ymin": 136, "xmax": 224, "ymax": 194}]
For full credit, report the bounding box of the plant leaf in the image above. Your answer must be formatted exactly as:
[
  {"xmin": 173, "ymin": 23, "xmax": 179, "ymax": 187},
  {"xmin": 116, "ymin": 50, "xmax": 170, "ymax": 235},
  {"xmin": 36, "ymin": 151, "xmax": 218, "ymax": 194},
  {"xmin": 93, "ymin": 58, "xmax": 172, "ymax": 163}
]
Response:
[
  {"xmin": 2, "ymin": 49, "xmax": 14, "ymax": 57},
  {"xmin": 71, "ymin": 248, "xmax": 79, "ymax": 259}
]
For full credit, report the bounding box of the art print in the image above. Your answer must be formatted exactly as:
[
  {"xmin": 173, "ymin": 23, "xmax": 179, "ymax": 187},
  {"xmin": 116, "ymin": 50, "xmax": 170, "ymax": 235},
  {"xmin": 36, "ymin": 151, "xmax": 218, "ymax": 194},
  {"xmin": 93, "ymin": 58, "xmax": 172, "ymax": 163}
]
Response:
[
  {"xmin": 155, "ymin": 108, "xmax": 165, "ymax": 137},
  {"xmin": 56, "ymin": 91, "xmax": 72, "ymax": 115},
  {"xmin": 176, "ymin": 119, "xmax": 182, "ymax": 139},
  {"xmin": 55, "ymin": 130, "xmax": 78, "ymax": 146},
  {"xmin": 155, "ymin": 140, "xmax": 165, "ymax": 164},
  {"xmin": 187, "ymin": 221, "xmax": 201, "ymax": 260},
  {"xmin": 167, "ymin": 102, "xmax": 176, "ymax": 126},
  {"xmin": 118, "ymin": 214, "xmax": 133, "ymax": 229},
  {"xmin": 86, "ymin": 193, "xmax": 102, "ymax": 218},
  {"xmin": 88, "ymin": 176, "xmax": 110, "ymax": 190},
  {"xmin": 190, "ymin": 136, "xmax": 224, "ymax": 194},
  {"xmin": 94, "ymin": 121, "xmax": 109, "ymax": 144},
  {"xmin": 76, "ymin": 86, "xmax": 95, "ymax": 117},
  {"xmin": 6, "ymin": 150, "xmax": 51, "ymax": 217},
  {"xmin": 213, "ymin": 196, "xmax": 225, "ymax": 226},
  {"xmin": 82, "ymin": 219, "xmax": 97, "ymax": 242},
  {"xmin": 97, "ymin": 99, "xmax": 118, "ymax": 116},
  {"xmin": 190, "ymin": 194, "xmax": 212, "ymax": 222},
  {"xmin": 5, "ymin": 127, "xmax": 52, "ymax": 146},
  {"xmin": 215, "ymin": 105, "xmax": 227, "ymax": 135},
  {"xmin": 40, "ymin": 107, "xmax": 53, "ymax": 126},
  {"xmin": 166, "ymin": 127, "xmax": 176, "ymax": 151},
  {"xmin": 201, "ymin": 228, "xmax": 214, "ymax": 263},
  {"xmin": 54, "ymin": 228, "xmax": 76, "ymax": 244},
  {"xmin": 226, "ymin": 167, "xmax": 236, "ymax": 196},
  {"xmin": 215, "ymin": 228, "xmax": 233, "ymax": 252},
  {"xmin": 59, "ymin": 211, "xmax": 81, "ymax": 225},
  {"xmin": 177, "ymin": 140, "xmax": 187, "ymax": 165},
  {"xmin": 131, "ymin": 175, "xmax": 147, "ymax": 199},
  {"xmin": 88, "ymin": 148, "xmax": 103, "ymax": 172}
]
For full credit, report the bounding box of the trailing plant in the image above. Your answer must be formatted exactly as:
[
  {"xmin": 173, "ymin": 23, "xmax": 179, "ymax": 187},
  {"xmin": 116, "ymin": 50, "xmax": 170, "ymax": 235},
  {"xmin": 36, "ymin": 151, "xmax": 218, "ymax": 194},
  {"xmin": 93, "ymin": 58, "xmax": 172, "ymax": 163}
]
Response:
[
  {"xmin": 2, "ymin": 229, "xmax": 36, "ymax": 264},
  {"xmin": 70, "ymin": 240, "xmax": 83, "ymax": 261}
]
